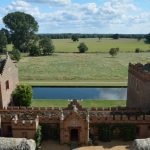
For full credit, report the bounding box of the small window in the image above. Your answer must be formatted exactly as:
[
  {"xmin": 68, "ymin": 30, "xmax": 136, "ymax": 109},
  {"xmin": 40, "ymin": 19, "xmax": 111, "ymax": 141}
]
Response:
[{"xmin": 6, "ymin": 80, "xmax": 9, "ymax": 90}]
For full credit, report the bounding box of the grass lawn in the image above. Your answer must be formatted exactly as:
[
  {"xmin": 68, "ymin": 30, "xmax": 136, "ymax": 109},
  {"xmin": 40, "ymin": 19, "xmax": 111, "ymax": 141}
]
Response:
[
  {"xmin": 32, "ymin": 100, "xmax": 126, "ymax": 108},
  {"xmin": 19, "ymin": 53, "xmax": 150, "ymax": 86},
  {"xmin": 53, "ymin": 38, "xmax": 150, "ymax": 53}
]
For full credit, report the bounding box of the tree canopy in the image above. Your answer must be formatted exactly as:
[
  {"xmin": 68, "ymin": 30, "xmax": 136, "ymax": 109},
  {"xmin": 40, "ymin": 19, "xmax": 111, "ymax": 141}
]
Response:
[
  {"xmin": 112, "ymin": 34, "xmax": 119, "ymax": 39},
  {"xmin": 3, "ymin": 11, "xmax": 38, "ymax": 52},
  {"xmin": 39, "ymin": 37, "xmax": 55, "ymax": 55},
  {"xmin": 71, "ymin": 34, "xmax": 79, "ymax": 42},
  {"xmin": 0, "ymin": 30, "xmax": 7, "ymax": 53}
]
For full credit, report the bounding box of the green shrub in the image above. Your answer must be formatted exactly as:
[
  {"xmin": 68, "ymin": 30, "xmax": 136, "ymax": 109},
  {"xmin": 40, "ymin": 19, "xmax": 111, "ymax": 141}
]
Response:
[
  {"xmin": 109, "ymin": 48, "xmax": 119, "ymax": 57},
  {"xmin": 29, "ymin": 45, "xmax": 41, "ymax": 56},
  {"xmin": 135, "ymin": 48, "xmax": 142, "ymax": 53},
  {"xmin": 78, "ymin": 43, "xmax": 88, "ymax": 53},
  {"xmin": 11, "ymin": 48, "xmax": 21, "ymax": 61},
  {"xmin": 35, "ymin": 126, "xmax": 42, "ymax": 150},
  {"xmin": 39, "ymin": 37, "xmax": 55, "ymax": 55},
  {"xmin": 12, "ymin": 84, "xmax": 32, "ymax": 106}
]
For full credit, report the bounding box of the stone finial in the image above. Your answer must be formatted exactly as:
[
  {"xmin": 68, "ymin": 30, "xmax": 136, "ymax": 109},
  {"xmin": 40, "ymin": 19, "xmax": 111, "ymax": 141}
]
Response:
[
  {"xmin": 86, "ymin": 111, "xmax": 90, "ymax": 122},
  {"xmin": 14, "ymin": 114, "xmax": 18, "ymax": 121},
  {"xmin": 60, "ymin": 111, "xmax": 64, "ymax": 121},
  {"xmin": 73, "ymin": 105, "xmax": 78, "ymax": 112}
]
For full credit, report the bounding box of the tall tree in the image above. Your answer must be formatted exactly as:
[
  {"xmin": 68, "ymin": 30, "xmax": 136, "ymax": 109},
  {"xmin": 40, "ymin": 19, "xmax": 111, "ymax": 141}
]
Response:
[
  {"xmin": 3, "ymin": 12, "xmax": 38, "ymax": 52},
  {"xmin": 112, "ymin": 34, "xmax": 119, "ymax": 39},
  {"xmin": 0, "ymin": 30, "xmax": 8, "ymax": 53},
  {"xmin": 39, "ymin": 37, "xmax": 55, "ymax": 55}
]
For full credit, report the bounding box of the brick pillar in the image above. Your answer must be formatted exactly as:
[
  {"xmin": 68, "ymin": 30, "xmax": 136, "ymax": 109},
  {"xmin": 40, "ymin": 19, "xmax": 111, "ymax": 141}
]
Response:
[{"xmin": 138, "ymin": 125, "xmax": 148, "ymax": 138}]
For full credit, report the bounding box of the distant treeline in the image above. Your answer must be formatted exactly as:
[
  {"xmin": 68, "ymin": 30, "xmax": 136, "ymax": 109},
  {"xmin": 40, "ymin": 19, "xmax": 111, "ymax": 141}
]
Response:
[{"xmin": 38, "ymin": 33, "xmax": 146, "ymax": 39}]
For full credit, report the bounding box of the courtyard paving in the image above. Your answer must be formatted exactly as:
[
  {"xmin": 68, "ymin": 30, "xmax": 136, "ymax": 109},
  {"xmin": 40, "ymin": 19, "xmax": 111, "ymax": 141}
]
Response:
[{"xmin": 40, "ymin": 140, "xmax": 132, "ymax": 150}]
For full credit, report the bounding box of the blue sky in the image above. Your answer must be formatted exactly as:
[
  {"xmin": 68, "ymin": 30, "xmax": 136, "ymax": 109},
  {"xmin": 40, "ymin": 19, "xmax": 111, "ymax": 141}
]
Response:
[{"xmin": 0, "ymin": 0, "xmax": 150, "ymax": 33}]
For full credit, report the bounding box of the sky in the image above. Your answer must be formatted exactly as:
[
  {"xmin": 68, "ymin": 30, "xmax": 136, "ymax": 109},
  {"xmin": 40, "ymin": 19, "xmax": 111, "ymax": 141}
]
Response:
[{"xmin": 0, "ymin": 0, "xmax": 150, "ymax": 34}]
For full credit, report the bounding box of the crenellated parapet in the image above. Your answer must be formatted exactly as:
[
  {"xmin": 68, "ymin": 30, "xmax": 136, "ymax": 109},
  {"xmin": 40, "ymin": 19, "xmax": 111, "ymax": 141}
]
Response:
[
  {"xmin": 1, "ymin": 114, "xmax": 14, "ymax": 123},
  {"xmin": 90, "ymin": 114, "xmax": 150, "ymax": 124},
  {"xmin": 11, "ymin": 118, "xmax": 39, "ymax": 130}
]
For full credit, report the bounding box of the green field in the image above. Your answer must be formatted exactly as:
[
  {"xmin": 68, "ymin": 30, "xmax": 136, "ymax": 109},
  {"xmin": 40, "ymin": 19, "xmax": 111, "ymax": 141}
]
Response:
[
  {"xmin": 19, "ymin": 53, "xmax": 150, "ymax": 86},
  {"xmin": 32, "ymin": 100, "xmax": 126, "ymax": 108},
  {"xmin": 53, "ymin": 38, "xmax": 150, "ymax": 53},
  {"xmin": 6, "ymin": 38, "xmax": 150, "ymax": 53}
]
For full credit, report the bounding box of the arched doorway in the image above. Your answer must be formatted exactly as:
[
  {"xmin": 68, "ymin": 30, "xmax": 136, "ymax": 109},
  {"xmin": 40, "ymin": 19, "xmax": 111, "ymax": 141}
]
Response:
[{"xmin": 70, "ymin": 129, "xmax": 79, "ymax": 141}]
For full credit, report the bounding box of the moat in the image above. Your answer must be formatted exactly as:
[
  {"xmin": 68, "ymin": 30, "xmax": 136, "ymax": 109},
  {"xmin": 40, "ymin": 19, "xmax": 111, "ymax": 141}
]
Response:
[{"xmin": 32, "ymin": 87, "xmax": 127, "ymax": 100}]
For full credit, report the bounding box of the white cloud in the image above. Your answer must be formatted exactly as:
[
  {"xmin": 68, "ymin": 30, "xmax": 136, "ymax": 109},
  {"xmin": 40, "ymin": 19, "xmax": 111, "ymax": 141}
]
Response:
[
  {"xmin": 0, "ymin": 0, "xmax": 150, "ymax": 33},
  {"xmin": 23, "ymin": 0, "xmax": 71, "ymax": 6},
  {"xmin": 6, "ymin": 0, "xmax": 41, "ymax": 17}
]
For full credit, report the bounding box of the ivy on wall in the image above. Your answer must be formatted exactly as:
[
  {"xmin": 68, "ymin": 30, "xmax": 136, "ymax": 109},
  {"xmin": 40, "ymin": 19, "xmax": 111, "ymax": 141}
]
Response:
[
  {"xmin": 35, "ymin": 126, "xmax": 42, "ymax": 150},
  {"xmin": 97, "ymin": 123, "xmax": 136, "ymax": 142}
]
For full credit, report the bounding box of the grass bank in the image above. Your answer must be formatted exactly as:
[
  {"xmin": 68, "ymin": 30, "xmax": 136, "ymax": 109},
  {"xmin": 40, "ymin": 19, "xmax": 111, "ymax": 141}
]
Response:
[
  {"xmin": 32, "ymin": 100, "xmax": 126, "ymax": 108},
  {"xmin": 19, "ymin": 53, "xmax": 150, "ymax": 86}
]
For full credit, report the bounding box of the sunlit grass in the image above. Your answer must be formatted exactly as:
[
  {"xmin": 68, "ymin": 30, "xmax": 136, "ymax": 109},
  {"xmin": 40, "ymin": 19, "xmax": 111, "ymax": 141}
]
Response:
[
  {"xmin": 19, "ymin": 53, "xmax": 150, "ymax": 85},
  {"xmin": 32, "ymin": 100, "xmax": 126, "ymax": 108}
]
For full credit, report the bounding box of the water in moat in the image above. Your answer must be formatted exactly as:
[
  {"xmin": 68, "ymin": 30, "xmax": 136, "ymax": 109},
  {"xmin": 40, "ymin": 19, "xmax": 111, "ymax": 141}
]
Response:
[{"xmin": 32, "ymin": 87, "xmax": 127, "ymax": 100}]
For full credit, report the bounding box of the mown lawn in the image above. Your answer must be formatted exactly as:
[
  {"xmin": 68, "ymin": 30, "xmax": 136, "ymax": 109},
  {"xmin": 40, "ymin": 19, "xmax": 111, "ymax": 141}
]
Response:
[
  {"xmin": 53, "ymin": 38, "xmax": 150, "ymax": 53},
  {"xmin": 32, "ymin": 100, "xmax": 126, "ymax": 108},
  {"xmin": 19, "ymin": 53, "xmax": 150, "ymax": 86}
]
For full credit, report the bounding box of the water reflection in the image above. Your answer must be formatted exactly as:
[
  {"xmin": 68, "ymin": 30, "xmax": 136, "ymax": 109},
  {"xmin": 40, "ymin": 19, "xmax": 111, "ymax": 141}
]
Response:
[
  {"xmin": 33, "ymin": 87, "xmax": 127, "ymax": 100},
  {"xmin": 96, "ymin": 88, "xmax": 127, "ymax": 100}
]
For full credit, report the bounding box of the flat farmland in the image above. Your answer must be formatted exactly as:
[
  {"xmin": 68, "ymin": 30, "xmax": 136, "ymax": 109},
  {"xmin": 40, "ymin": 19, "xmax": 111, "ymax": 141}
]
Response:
[
  {"xmin": 19, "ymin": 53, "xmax": 150, "ymax": 86},
  {"xmin": 53, "ymin": 38, "xmax": 150, "ymax": 53},
  {"xmin": 7, "ymin": 38, "xmax": 149, "ymax": 53}
]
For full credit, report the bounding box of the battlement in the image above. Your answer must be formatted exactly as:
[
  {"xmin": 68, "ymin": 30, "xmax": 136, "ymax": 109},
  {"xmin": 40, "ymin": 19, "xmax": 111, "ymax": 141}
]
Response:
[
  {"xmin": 6, "ymin": 106, "xmax": 62, "ymax": 111},
  {"xmin": 11, "ymin": 117, "xmax": 39, "ymax": 130},
  {"xmin": 90, "ymin": 114, "xmax": 150, "ymax": 123},
  {"xmin": 1, "ymin": 114, "xmax": 14, "ymax": 123},
  {"xmin": 129, "ymin": 63, "xmax": 150, "ymax": 81}
]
